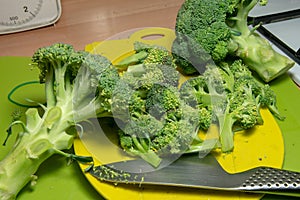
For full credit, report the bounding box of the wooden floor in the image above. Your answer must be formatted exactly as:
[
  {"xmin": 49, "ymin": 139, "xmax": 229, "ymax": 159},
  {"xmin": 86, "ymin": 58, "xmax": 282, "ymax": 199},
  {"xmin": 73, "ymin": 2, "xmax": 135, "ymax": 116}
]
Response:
[{"xmin": 0, "ymin": 0, "xmax": 184, "ymax": 56}]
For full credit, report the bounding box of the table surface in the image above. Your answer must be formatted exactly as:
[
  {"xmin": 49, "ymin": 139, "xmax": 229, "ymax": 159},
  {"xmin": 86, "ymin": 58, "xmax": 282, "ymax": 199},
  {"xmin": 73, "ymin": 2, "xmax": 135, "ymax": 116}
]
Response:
[{"xmin": 0, "ymin": 0, "xmax": 184, "ymax": 57}]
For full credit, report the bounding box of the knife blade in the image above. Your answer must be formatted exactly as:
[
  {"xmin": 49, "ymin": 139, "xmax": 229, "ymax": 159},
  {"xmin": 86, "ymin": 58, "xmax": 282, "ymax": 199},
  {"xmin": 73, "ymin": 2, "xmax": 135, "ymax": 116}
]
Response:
[{"xmin": 86, "ymin": 153, "xmax": 300, "ymax": 197}]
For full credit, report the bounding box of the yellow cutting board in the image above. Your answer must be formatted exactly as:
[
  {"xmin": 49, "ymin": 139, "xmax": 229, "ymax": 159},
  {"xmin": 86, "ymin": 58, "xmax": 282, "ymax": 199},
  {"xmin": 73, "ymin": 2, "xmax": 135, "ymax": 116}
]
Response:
[{"xmin": 74, "ymin": 27, "xmax": 284, "ymax": 200}]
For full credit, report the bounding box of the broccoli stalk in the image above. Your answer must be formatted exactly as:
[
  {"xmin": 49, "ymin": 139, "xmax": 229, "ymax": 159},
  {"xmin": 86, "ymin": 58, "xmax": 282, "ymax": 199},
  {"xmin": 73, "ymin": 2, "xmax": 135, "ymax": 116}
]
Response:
[
  {"xmin": 0, "ymin": 43, "xmax": 119, "ymax": 199},
  {"xmin": 0, "ymin": 107, "xmax": 74, "ymax": 200},
  {"xmin": 174, "ymin": 0, "xmax": 294, "ymax": 82},
  {"xmin": 228, "ymin": 0, "xmax": 294, "ymax": 82},
  {"xmin": 216, "ymin": 87, "xmax": 258, "ymax": 152}
]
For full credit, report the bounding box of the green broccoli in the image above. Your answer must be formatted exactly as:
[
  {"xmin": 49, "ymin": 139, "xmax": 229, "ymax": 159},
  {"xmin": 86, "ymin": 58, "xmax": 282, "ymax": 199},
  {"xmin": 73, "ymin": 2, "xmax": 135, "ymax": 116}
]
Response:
[
  {"xmin": 123, "ymin": 63, "xmax": 179, "ymax": 94},
  {"xmin": 73, "ymin": 54, "xmax": 120, "ymax": 121},
  {"xmin": 173, "ymin": 0, "xmax": 294, "ymax": 82},
  {"xmin": 112, "ymin": 67, "xmax": 199, "ymax": 167},
  {"xmin": 0, "ymin": 43, "xmax": 120, "ymax": 199},
  {"xmin": 115, "ymin": 41, "xmax": 176, "ymax": 70},
  {"xmin": 228, "ymin": 59, "xmax": 285, "ymax": 121},
  {"xmin": 180, "ymin": 62, "xmax": 262, "ymax": 152},
  {"xmin": 216, "ymin": 82, "xmax": 259, "ymax": 152},
  {"xmin": 115, "ymin": 42, "xmax": 180, "ymax": 92},
  {"xmin": 151, "ymin": 118, "xmax": 198, "ymax": 155},
  {"xmin": 145, "ymin": 84, "xmax": 182, "ymax": 120},
  {"xmin": 179, "ymin": 76, "xmax": 214, "ymax": 130},
  {"xmin": 118, "ymin": 114, "xmax": 164, "ymax": 167},
  {"xmin": 118, "ymin": 108, "xmax": 199, "ymax": 167}
]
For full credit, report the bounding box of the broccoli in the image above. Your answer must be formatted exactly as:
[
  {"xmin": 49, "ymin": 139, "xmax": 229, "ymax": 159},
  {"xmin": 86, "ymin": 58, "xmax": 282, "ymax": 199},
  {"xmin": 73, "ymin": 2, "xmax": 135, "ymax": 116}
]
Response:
[
  {"xmin": 179, "ymin": 76, "xmax": 214, "ymax": 130},
  {"xmin": 0, "ymin": 43, "xmax": 120, "ymax": 199},
  {"xmin": 114, "ymin": 42, "xmax": 180, "ymax": 100},
  {"xmin": 228, "ymin": 59, "xmax": 285, "ymax": 121},
  {"xmin": 118, "ymin": 109, "xmax": 199, "ymax": 167},
  {"xmin": 180, "ymin": 61, "xmax": 263, "ymax": 152},
  {"xmin": 216, "ymin": 81, "xmax": 259, "ymax": 152},
  {"xmin": 173, "ymin": 0, "xmax": 295, "ymax": 82},
  {"xmin": 115, "ymin": 41, "xmax": 176, "ymax": 70},
  {"xmin": 73, "ymin": 54, "xmax": 120, "ymax": 121},
  {"xmin": 145, "ymin": 84, "xmax": 182, "ymax": 120},
  {"xmin": 151, "ymin": 118, "xmax": 198, "ymax": 155},
  {"xmin": 111, "ymin": 79, "xmax": 164, "ymax": 167},
  {"xmin": 122, "ymin": 63, "xmax": 179, "ymax": 95},
  {"xmin": 118, "ymin": 114, "xmax": 164, "ymax": 167},
  {"xmin": 112, "ymin": 66, "xmax": 199, "ymax": 167}
]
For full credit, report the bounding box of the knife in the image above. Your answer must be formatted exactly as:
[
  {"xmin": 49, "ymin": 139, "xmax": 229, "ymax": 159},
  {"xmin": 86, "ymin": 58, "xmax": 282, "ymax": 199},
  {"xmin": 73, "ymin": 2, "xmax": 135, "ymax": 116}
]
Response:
[{"xmin": 86, "ymin": 153, "xmax": 300, "ymax": 197}]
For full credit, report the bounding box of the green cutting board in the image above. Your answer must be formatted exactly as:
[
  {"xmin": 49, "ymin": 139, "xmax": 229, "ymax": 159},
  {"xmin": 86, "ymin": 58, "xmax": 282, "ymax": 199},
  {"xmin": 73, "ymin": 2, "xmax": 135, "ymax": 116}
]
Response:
[{"xmin": 0, "ymin": 55, "xmax": 299, "ymax": 200}]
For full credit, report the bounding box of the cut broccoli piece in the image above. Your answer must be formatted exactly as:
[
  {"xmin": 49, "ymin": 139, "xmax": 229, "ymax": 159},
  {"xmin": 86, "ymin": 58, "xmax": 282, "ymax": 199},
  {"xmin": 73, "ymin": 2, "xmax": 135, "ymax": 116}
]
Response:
[{"xmin": 173, "ymin": 0, "xmax": 294, "ymax": 82}]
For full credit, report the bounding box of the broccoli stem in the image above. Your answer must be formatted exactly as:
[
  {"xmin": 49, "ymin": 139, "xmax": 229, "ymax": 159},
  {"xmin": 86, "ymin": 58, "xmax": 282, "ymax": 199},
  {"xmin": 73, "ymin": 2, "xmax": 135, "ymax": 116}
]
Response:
[
  {"xmin": 216, "ymin": 106, "xmax": 235, "ymax": 153},
  {"xmin": 233, "ymin": 33, "xmax": 294, "ymax": 82},
  {"xmin": 231, "ymin": 0, "xmax": 294, "ymax": 82},
  {"xmin": 139, "ymin": 151, "xmax": 162, "ymax": 168},
  {"xmin": 44, "ymin": 67, "xmax": 56, "ymax": 107},
  {"xmin": 219, "ymin": 117, "xmax": 235, "ymax": 153},
  {"xmin": 126, "ymin": 64, "xmax": 147, "ymax": 77},
  {"xmin": 0, "ymin": 134, "xmax": 54, "ymax": 200},
  {"xmin": 232, "ymin": 0, "xmax": 257, "ymax": 35},
  {"xmin": 0, "ymin": 107, "xmax": 74, "ymax": 200},
  {"xmin": 115, "ymin": 51, "xmax": 148, "ymax": 70},
  {"xmin": 131, "ymin": 135, "xmax": 162, "ymax": 167}
]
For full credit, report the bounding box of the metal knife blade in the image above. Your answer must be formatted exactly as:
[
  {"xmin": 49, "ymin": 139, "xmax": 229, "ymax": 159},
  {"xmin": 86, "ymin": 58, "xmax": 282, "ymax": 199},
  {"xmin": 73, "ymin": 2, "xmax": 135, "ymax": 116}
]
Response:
[{"xmin": 86, "ymin": 153, "xmax": 300, "ymax": 197}]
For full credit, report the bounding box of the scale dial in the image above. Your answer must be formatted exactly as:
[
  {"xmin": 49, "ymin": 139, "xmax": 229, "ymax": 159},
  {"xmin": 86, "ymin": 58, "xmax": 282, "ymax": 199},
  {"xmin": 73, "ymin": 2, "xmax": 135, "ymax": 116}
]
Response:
[
  {"xmin": 0, "ymin": 0, "xmax": 43, "ymax": 26},
  {"xmin": 0, "ymin": 0, "xmax": 61, "ymax": 34}
]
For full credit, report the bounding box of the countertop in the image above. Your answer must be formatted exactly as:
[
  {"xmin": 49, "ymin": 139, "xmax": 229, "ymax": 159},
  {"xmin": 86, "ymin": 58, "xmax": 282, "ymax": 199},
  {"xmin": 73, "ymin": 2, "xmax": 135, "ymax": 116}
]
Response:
[{"xmin": 0, "ymin": 0, "xmax": 184, "ymax": 57}]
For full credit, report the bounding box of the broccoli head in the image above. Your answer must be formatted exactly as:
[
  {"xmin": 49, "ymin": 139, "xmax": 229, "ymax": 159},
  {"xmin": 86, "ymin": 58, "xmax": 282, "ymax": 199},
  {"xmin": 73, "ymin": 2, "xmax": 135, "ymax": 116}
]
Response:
[{"xmin": 173, "ymin": 0, "xmax": 295, "ymax": 82}]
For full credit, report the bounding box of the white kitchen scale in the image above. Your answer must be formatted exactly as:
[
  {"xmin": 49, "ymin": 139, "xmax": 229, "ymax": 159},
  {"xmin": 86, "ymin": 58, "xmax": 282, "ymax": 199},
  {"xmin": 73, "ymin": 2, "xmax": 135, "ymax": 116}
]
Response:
[{"xmin": 0, "ymin": 0, "xmax": 62, "ymax": 34}]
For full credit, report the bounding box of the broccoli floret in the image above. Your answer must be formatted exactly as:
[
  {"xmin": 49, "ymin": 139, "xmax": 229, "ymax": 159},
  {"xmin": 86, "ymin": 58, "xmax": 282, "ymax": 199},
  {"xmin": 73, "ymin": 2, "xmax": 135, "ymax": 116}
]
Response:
[
  {"xmin": 114, "ymin": 51, "xmax": 148, "ymax": 70},
  {"xmin": 205, "ymin": 64, "xmax": 259, "ymax": 152},
  {"xmin": 172, "ymin": 33, "xmax": 211, "ymax": 75},
  {"xmin": 115, "ymin": 41, "xmax": 176, "ymax": 70},
  {"xmin": 145, "ymin": 84, "xmax": 182, "ymax": 120},
  {"xmin": 118, "ymin": 114, "xmax": 163, "ymax": 167},
  {"xmin": 216, "ymin": 82, "xmax": 259, "ymax": 152},
  {"xmin": 258, "ymin": 84, "xmax": 284, "ymax": 120},
  {"xmin": 120, "ymin": 63, "xmax": 179, "ymax": 98},
  {"xmin": 173, "ymin": 0, "xmax": 294, "ymax": 82},
  {"xmin": 180, "ymin": 76, "xmax": 212, "ymax": 107},
  {"xmin": 179, "ymin": 61, "xmax": 264, "ymax": 152},
  {"xmin": 0, "ymin": 43, "xmax": 120, "ymax": 199},
  {"xmin": 228, "ymin": 59, "xmax": 284, "ymax": 121},
  {"xmin": 118, "ymin": 106, "xmax": 199, "ymax": 167},
  {"xmin": 113, "ymin": 83, "xmax": 200, "ymax": 167},
  {"xmin": 112, "ymin": 70, "xmax": 199, "ymax": 167},
  {"xmin": 152, "ymin": 119, "xmax": 197, "ymax": 155},
  {"xmin": 115, "ymin": 42, "xmax": 179, "ymax": 90},
  {"xmin": 111, "ymin": 80, "xmax": 146, "ymax": 122},
  {"xmin": 179, "ymin": 76, "xmax": 215, "ymax": 131}
]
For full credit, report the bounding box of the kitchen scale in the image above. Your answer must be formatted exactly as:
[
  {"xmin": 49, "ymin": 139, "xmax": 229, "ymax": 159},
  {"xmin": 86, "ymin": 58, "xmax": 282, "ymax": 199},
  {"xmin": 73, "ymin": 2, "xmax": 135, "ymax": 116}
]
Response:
[{"xmin": 0, "ymin": 0, "xmax": 62, "ymax": 34}]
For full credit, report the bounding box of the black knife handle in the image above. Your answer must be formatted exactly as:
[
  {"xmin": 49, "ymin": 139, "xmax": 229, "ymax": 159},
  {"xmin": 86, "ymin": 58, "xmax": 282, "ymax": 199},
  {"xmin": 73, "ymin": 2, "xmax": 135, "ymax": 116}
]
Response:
[{"xmin": 239, "ymin": 167, "xmax": 300, "ymax": 191}]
